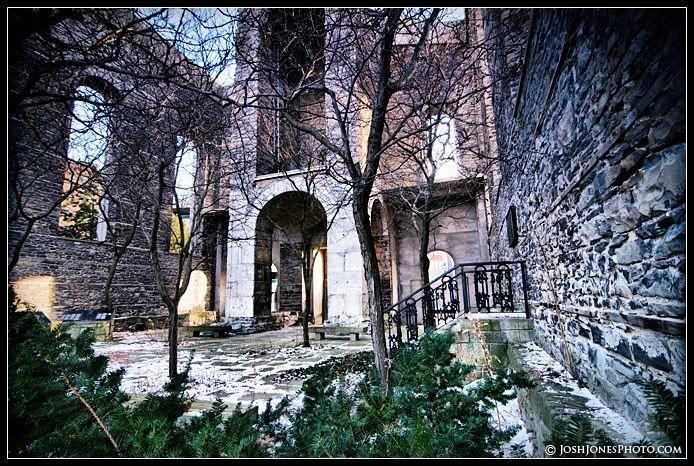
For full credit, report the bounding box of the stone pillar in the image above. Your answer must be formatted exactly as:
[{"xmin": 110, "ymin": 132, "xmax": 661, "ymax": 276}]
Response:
[
  {"xmin": 225, "ymin": 200, "xmax": 258, "ymax": 319},
  {"xmin": 225, "ymin": 239, "xmax": 255, "ymax": 319},
  {"xmin": 326, "ymin": 211, "xmax": 365, "ymax": 325}
]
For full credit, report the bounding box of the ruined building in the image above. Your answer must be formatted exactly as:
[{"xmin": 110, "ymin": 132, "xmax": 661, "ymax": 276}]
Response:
[
  {"xmin": 9, "ymin": 9, "xmax": 231, "ymax": 324},
  {"xmin": 8, "ymin": 8, "xmax": 685, "ymax": 437}
]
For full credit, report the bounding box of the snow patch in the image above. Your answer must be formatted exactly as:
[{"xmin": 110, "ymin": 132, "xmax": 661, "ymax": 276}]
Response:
[{"xmin": 515, "ymin": 341, "xmax": 643, "ymax": 444}]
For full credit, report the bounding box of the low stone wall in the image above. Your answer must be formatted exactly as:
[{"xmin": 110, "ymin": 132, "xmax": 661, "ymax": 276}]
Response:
[
  {"xmin": 508, "ymin": 341, "xmax": 644, "ymax": 457},
  {"xmin": 225, "ymin": 315, "xmax": 296, "ymax": 335},
  {"xmin": 10, "ymin": 233, "xmax": 215, "ymax": 322},
  {"xmin": 442, "ymin": 316, "xmax": 535, "ymax": 372}
]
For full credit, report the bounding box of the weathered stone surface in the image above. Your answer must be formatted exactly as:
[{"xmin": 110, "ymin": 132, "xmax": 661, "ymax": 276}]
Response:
[
  {"xmin": 484, "ymin": 8, "xmax": 685, "ymax": 430},
  {"xmin": 630, "ymin": 333, "xmax": 672, "ymax": 372}
]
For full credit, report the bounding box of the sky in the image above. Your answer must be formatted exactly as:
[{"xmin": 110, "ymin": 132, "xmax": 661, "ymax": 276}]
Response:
[
  {"xmin": 174, "ymin": 137, "xmax": 197, "ymax": 208},
  {"xmin": 137, "ymin": 8, "xmax": 238, "ymax": 87},
  {"xmin": 67, "ymin": 86, "xmax": 109, "ymax": 167},
  {"xmin": 139, "ymin": 8, "xmax": 467, "ymax": 88}
]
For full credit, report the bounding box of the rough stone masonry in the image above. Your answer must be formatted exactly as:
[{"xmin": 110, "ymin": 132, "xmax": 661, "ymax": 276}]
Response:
[{"xmin": 483, "ymin": 9, "xmax": 685, "ymax": 427}]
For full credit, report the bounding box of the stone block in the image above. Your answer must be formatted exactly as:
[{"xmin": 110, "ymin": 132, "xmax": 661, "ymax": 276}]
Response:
[
  {"xmin": 455, "ymin": 330, "xmax": 471, "ymax": 343},
  {"xmin": 499, "ymin": 318, "xmax": 534, "ymax": 331},
  {"xmin": 505, "ymin": 329, "xmax": 535, "ymax": 343},
  {"xmin": 481, "ymin": 331, "xmax": 506, "ymax": 343},
  {"xmin": 631, "ymin": 334, "xmax": 672, "ymax": 372}
]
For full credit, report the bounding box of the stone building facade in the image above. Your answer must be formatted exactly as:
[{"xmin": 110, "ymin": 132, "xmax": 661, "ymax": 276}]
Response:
[
  {"xmin": 482, "ymin": 9, "xmax": 686, "ymax": 426},
  {"xmin": 222, "ymin": 9, "xmax": 495, "ymax": 330}
]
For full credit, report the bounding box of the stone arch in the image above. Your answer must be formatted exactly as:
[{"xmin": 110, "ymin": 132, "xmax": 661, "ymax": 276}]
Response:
[
  {"xmin": 370, "ymin": 199, "xmax": 393, "ymax": 308},
  {"xmin": 253, "ymin": 191, "xmax": 328, "ymax": 321}
]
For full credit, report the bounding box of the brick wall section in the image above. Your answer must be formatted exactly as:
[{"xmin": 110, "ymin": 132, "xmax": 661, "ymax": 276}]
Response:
[{"xmin": 483, "ymin": 9, "xmax": 685, "ymax": 428}]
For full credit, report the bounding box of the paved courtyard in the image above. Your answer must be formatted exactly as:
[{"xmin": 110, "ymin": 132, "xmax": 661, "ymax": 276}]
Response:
[{"xmin": 93, "ymin": 326, "xmax": 372, "ymax": 414}]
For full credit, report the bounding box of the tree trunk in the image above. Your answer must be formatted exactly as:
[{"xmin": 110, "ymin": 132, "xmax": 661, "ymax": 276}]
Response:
[
  {"xmin": 352, "ymin": 191, "xmax": 389, "ymax": 391},
  {"xmin": 168, "ymin": 306, "xmax": 178, "ymax": 379},
  {"xmin": 419, "ymin": 213, "xmax": 433, "ymax": 328},
  {"xmin": 105, "ymin": 263, "xmax": 116, "ymax": 341},
  {"xmin": 105, "ymin": 221, "xmax": 139, "ymax": 341},
  {"xmin": 301, "ymin": 241, "xmax": 313, "ymax": 348}
]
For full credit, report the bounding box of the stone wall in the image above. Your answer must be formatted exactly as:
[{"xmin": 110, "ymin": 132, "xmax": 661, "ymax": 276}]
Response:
[
  {"xmin": 10, "ymin": 232, "xmax": 215, "ymax": 321},
  {"xmin": 9, "ymin": 9, "xmax": 224, "ymax": 322},
  {"xmin": 483, "ymin": 9, "xmax": 685, "ymax": 428}
]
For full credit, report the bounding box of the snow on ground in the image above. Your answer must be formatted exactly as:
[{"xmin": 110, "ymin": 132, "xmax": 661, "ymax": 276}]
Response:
[
  {"xmin": 494, "ymin": 397, "xmax": 533, "ymax": 457},
  {"xmin": 93, "ymin": 329, "xmax": 371, "ymax": 411},
  {"xmin": 463, "ymin": 378, "xmax": 533, "ymax": 457}
]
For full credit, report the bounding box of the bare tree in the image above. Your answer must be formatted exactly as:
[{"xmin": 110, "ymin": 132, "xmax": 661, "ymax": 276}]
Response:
[
  {"xmin": 377, "ymin": 19, "xmax": 498, "ymax": 312},
  {"xmin": 232, "ymin": 8, "xmax": 447, "ymax": 389}
]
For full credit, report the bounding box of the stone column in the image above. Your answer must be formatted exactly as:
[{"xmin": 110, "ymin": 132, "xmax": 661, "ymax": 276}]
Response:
[
  {"xmin": 225, "ymin": 238, "xmax": 255, "ymax": 319},
  {"xmin": 326, "ymin": 211, "xmax": 365, "ymax": 325}
]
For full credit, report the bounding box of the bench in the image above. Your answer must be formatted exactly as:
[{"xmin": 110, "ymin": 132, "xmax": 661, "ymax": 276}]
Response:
[
  {"xmin": 309, "ymin": 325, "xmax": 368, "ymax": 341},
  {"xmin": 190, "ymin": 325, "xmax": 231, "ymax": 338}
]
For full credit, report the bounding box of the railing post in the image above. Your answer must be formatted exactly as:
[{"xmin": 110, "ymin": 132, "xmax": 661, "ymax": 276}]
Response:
[
  {"xmin": 461, "ymin": 268, "xmax": 469, "ymax": 314},
  {"xmin": 521, "ymin": 261, "xmax": 530, "ymax": 319},
  {"xmin": 395, "ymin": 308, "xmax": 402, "ymax": 346}
]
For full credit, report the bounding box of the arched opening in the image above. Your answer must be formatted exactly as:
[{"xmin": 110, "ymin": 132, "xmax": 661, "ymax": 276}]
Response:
[
  {"xmin": 58, "ymin": 84, "xmax": 111, "ymax": 241},
  {"xmin": 170, "ymin": 137, "xmax": 198, "ymax": 253},
  {"xmin": 426, "ymin": 113, "xmax": 460, "ymax": 182},
  {"xmin": 253, "ymin": 192, "xmax": 328, "ymax": 324},
  {"xmin": 427, "ymin": 249, "xmax": 455, "ymax": 287},
  {"xmin": 370, "ymin": 200, "xmax": 393, "ymax": 309}
]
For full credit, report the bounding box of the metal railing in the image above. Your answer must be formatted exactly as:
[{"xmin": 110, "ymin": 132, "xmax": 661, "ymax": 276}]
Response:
[{"xmin": 384, "ymin": 260, "xmax": 530, "ymax": 351}]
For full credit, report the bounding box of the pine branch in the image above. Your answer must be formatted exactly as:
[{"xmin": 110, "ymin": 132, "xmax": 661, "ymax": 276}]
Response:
[{"xmin": 62, "ymin": 374, "xmax": 122, "ymax": 457}]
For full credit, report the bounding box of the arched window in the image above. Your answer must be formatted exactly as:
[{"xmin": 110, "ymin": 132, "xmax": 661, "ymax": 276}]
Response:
[
  {"xmin": 427, "ymin": 250, "xmax": 455, "ymax": 285},
  {"xmin": 58, "ymin": 85, "xmax": 110, "ymax": 241},
  {"xmin": 169, "ymin": 136, "xmax": 198, "ymax": 253},
  {"xmin": 426, "ymin": 114, "xmax": 459, "ymax": 181}
]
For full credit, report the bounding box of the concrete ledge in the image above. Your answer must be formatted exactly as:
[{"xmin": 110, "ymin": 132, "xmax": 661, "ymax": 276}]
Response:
[{"xmin": 508, "ymin": 342, "xmax": 644, "ymax": 457}]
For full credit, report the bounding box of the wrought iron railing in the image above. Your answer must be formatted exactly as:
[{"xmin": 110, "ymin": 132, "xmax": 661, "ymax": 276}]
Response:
[{"xmin": 384, "ymin": 260, "xmax": 530, "ymax": 351}]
